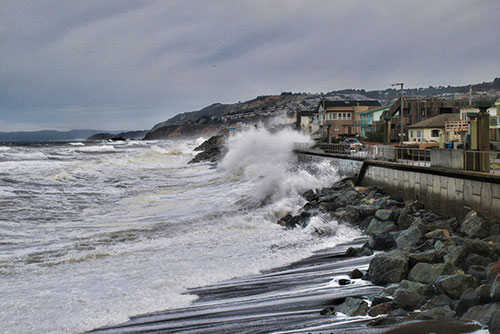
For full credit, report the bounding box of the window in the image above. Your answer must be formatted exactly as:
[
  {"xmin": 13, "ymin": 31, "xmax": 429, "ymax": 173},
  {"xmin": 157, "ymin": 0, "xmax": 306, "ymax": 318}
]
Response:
[
  {"xmin": 343, "ymin": 113, "xmax": 347, "ymax": 119},
  {"xmin": 411, "ymin": 130, "xmax": 414, "ymax": 137},
  {"xmin": 404, "ymin": 108, "xmax": 410, "ymax": 116},
  {"xmin": 329, "ymin": 113, "xmax": 332, "ymax": 120},
  {"xmin": 333, "ymin": 113, "xmax": 338, "ymax": 120},
  {"xmin": 417, "ymin": 130, "xmax": 422, "ymax": 137},
  {"xmin": 348, "ymin": 113, "xmax": 351, "ymax": 119},
  {"xmin": 431, "ymin": 130, "xmax": 440, "ymax": 137}
]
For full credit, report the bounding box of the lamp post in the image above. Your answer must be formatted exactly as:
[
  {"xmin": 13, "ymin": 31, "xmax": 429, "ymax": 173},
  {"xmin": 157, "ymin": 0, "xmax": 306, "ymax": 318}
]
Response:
[{"xmin": 392, "ymin": 83, "xmax": 404, "ymax": 145}]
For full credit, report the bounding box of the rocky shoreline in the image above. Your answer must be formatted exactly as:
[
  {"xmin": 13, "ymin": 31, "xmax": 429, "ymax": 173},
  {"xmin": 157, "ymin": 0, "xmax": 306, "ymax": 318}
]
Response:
[{"xmin": 279, "ymin": 175, "xmax": 500, "ymax": 333}]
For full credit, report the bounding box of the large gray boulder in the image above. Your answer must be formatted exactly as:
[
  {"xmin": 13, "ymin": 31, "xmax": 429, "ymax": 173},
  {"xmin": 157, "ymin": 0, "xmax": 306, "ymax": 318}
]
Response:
[
  {"xmin": 366, "ymin": 218, "xmax": 397, "ymax": 235},
  {"xmin": 456, "ymin": 288, "xmax": 481, "ymax": 316},
  {"xmin": 436, "ymin": 274, "xmax": 477, "ymax": 299},
  {"xmin": 461, "ymin": 303, "xmax": 500, "ymax": 327},
  {"xmin": 491, "ymin": 275, "xmax": 500, "ymax": 302},
  {"xmin": 460, "ymin": 210, "xmax": 489, "ymax": 239},
  {"xmin": 396, "ymin": 224, "xmax": 425, "ymax": 249},
  {"xmin": 416, "ymin": 306, "xmax": 456, "ymax": 320},
  {"xmin": 393, "ymin": 280, "xmax": 429, "ymax": 310},
  {"xmin": 336, "ymin": 297, "xmax": 368, "ymax": 316},
  {"xmin": 368, "ymin": 250, "xmax": 408, "ymax": 285},
  {"xmin": 408, "ymin": 263, "xmax": 456, "ymax": 284},
  {"xmin": 490, "ymin": 308, "xmax": 500, "ymax": 334}
]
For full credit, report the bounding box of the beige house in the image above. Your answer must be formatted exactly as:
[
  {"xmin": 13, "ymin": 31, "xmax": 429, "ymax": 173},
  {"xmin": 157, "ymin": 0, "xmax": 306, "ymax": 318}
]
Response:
[
  {"xmin": 407, "ymin": 113, "xmax": 461, "ymax": 143},
  {"xmin": 298, "ymin": 110, "xmax": 321, "ymax": 138}
]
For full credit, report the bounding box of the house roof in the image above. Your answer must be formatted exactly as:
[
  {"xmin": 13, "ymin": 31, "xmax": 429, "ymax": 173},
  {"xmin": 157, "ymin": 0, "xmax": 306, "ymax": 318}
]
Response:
[
  {"xmin": 358, "ymin": 105, "xmax": 391, "ymax": 114},
  {"xmin": 408, "ymin": 113, "xmax": 460, "ymax": 129},
  {"xmin": 320, "ymin": 100, "xmax": 381, "ymax": 108},
  {"xmin": 300, "ymin": 110, "xmax": 316, "ymax": 117}
]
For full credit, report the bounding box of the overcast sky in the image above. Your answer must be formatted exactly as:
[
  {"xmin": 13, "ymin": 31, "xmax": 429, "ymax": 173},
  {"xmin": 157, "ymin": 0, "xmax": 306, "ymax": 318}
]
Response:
[{"xmin": 1, "ymin": 0, "xmax": 499, "ymax": 131}]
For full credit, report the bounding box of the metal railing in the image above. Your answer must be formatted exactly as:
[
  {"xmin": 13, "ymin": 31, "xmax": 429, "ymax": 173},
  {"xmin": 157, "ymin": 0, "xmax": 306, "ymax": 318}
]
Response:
[{"xmin": 294, "ymin": 142, "xmax": 500, "ymax": 174}]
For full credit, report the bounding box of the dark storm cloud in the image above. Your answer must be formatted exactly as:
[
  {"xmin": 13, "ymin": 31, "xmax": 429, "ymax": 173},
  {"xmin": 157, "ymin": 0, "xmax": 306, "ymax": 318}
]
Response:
[{"xmin": 1, "ymin": 0, "xmax": 499, "ymax": 131}]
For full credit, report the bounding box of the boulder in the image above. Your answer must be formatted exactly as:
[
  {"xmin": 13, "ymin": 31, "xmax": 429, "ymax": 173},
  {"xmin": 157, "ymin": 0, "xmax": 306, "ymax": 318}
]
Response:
[
  {"xmin": 375, "ymin": 209, "xmax": 395, "ymax": 221},
  {"xmin": 336, "ymin": 297, "xmax": 368, "ymax": 316},
  {"xmin": 368, "ymin": 233, "xmax": 396, "ymax": 250},
  {"xmin": 366, "ymin": 219, "xmax": 397, "ymax": 235},
  {"xmin": 460, "ymin": 210, "xmax": 490, "ymax": 239},
  {"xmin": 409, "ymin": 250, "xmax": 438, "ymax": 268},
  {"xmin": 490, "ymin": 308, "xmax": 500, "ymax": 334},
  {"xmin": 393, "ymin": 280, "xmax": 429, "ymax": 310},
  {"xmin": 468, "ymin": 265, "xmax": 487, "ymax": 282},
  {"xmin": 491, "ymin": 275, "xmax": 500, "ymax": 302},
  {"xmin": 368, "ymin": 302, "xmax": 394, "ymax": 317},
  {"xmin": 456, "ymin": 288, "xmax": 481, "ymax": 316},
  {"xmin": 396, "ymin": 224, "xmax": 425, "ymax": 249},
  {"xmin": 461, "ymin": 303, "xmax": 500, "ymax": 327},
  {"xmin": 320, "ymin": 307, "xmax": 336, "ymax": 316},
  {"xmin": 436, "ymin": 274, "xmax": 477, "ymax": 299},
  {"xmin": 477, "ymin": 284, "xmax": 493, "ymax": 304},
  {"xmin": 302, "ymin": 189, "xmax": 318, "ymax": 202},
  {"xmin": 368, "ymin": 250, "xmax": 408, "ymax": 285},
  {"xmin": 408, "ymin": 263, "xmax": 456, "ymax": 285},
  {"xmin": 425, "ymin": 229, "xmax": 450, "ymax": 239},
  {"xmin": 345, "ymin": 246, "xmax": 373, "ymax": 257},
  {"xmin": 388, "ymin": 308, "xmax": 410, "ymax": 318},
  {"xmin": 463, "ymin": 238, "xmax": 495, "ymax": 258},
  {"xmin": 416, "ymin": 306, "xmax": 455, "ymax": 320},
  {"xmin": 422, "ymin": 294, "xmax": 452, "ymax": 310},
  {"xmin": 332, "ymin": 207, "xmax": 361, "ymax": 226},
  {"xmin": 350, "ymin": 268, "xmax": 364, "ymax": 279},
  {"xmin": 338, "ymin": 278, "xmax": 351, "ymax": 286},
  {"xmin": 371, "ymin": 296, "xmax": 393, "ymax": 307},
  {"xmin": 443, "ymin": 245, "xmax": 466, "ymax": 267},
  {"xmin": 397, "ymin": 202, "xmax": 415, "ymax": 229},
  {"xmin": 465, "ymin": 254, "xmax": 492, "ymax": 270},
  {"xmin": 428, "ymin": 218, "xmax": 455, "ymax": 233}
]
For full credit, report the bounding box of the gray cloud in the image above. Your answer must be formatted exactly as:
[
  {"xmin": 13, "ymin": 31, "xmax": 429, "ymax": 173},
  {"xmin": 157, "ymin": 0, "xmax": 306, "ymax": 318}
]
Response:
[{"xmin": 1, "ymin": 0, "xmax": 499, "ymax": 131}]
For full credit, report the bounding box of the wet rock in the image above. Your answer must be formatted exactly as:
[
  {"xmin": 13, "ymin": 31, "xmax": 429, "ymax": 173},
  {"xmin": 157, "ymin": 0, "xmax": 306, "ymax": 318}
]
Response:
[
  {"xmin": 468, "ymin": 265, "xmax": 487, "ymax": 282},
  {"xmin": 422, "ymin": 294, "xmax": 452, "ymax": 310},
  {"xmin": 336, "ymin": 297, "xmax": 368, "ymax": 316},
  {"xmin": 491, "ymin": 276, "xmax": 500, "ymax": 302},
  {"xmin": 465, "ymin": 254, "xmax": 492, "ymax": 270},
  {"xmin": 477, "ymin": 284, "xmax": 492, "ymax": 304},
  {"xmin": 425, "ymin": 229, "xmax": 450, "ymax": 239},
  {"xmin": 416, "ymin": 306, "xmax": 455, "ymax": 320},
  {"xmin": 384, "ymin": 284, "xmax": 399, "ymax": 296},
  {"xmin": 368, "ymin": 233, "xmax": 396, "ymax": 250},
  {"xmin": 368, "ymin": 301, "xmax": 394, "ymax": 317},
  {"xmin": 443, "ymin": 245, "xmax": 466, "ymax": 267},
  {"xmin": 489, "ymin": 308, "xmax": 500, "ymax": 334},
  {"xmin": 372, "ymin": 296, "xmax": 393, "ymax": 307},
  {"xmin": 409, "ymin": 250, "xmax": 438, "ymax": 268},
  {"xmin": 189, "ymin": 135, "xmax": 226, "ymax": 164},
  {"xmin": 338, "ymin": 278, "xmax": 351, "ymax": 285},
  {"xmin": 350, "ymin": 269, "xmax": 364, "ymax": 279},
  {"xmin": 460, "ymin": 210, "xmax": 490, "ymax": 239},
  {"xmin": 388, "ymin": 308, "xmax": 410, "ymax": 318},
  {"xmin": 437, "ymin": 274, "xmax": 477, "ymax": 299},
  {"xmin": 368, "ymin": 317, "xmax": 405, "ymax": 327},
  {"xmin": 464, "ymin": 238, "xmax": 495, "ymax": 259},
  {"xmin": 488, "ymin": 261, "xmax": 500, "ymax": 281},
  {"xmin": 456, "ymin": 288, "xmax": 480, "ymax": 316},
  {"xmin": 366, "ymin": 218, "xmax": 397, "ymax": 235},
  {"xmin": 332, "ymin": 207, "xmax": 361, "ymax": 226},
  {"xmin": 461, "ymin": 303, "xmax": 500, "ymax": 326},
  {"xmin": 428, "ymin": 218, "xmax": 455, "ymax": 233},
  {"xmin": 320, "ymin": 307, "xmax": 336, "ymax": 316},
  {"xmin": 396, "ymin": 224, "xmax": 425, "ymax": 249},
  {"xmin": 302, "ymin": 189, "xmax": 318, "ymax": 202},
  {"xmin": 368, "ymin": 250, "xmax": 408, "ymax": 285},
  {"xmin": 408, "ymin": 263, "xmax": 456, "ymax": 285},
  {"xmin": 397, "ymin": 202, "xmax": 415, "ymax": 229},
  {"xmin": 375, "ymin": 209, "xmax": 395, "ymax": 222},
  {"xmin": 393, "ymin": 280, "xmax": 429, "ymax": 310},
  {"xmin": 345, "ymin": 246, "xmax": 373, "ymax": 257}
]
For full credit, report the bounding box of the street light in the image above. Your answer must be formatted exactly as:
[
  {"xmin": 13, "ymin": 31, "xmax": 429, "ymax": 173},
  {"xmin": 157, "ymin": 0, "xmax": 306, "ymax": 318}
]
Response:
[{"xmin": 392, "ymin": 83, "xmax": 404, "ymax": 145}]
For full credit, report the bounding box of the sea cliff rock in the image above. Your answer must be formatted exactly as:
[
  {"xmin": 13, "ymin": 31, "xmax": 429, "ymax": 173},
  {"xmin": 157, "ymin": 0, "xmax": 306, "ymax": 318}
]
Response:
[{"xmin": 188, "ymin": 135, "xmax": 226, "ymax": 164}]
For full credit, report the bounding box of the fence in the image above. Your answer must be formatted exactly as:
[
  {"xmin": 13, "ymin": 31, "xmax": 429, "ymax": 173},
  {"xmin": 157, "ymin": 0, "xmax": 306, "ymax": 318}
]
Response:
[{"xmin": 294, "ymin": 142, "xmax": 500, "ymax": 174}]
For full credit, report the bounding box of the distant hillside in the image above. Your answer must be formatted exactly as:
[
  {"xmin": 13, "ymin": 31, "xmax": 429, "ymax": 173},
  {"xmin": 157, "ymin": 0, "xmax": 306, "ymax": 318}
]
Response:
[
  {"xmin": 0, "ymin": 129, "xmax": 121, "ymax": 142},
  {"xmin": 149, "ymin": 77, "xmax": 500, "ymax": 139}
]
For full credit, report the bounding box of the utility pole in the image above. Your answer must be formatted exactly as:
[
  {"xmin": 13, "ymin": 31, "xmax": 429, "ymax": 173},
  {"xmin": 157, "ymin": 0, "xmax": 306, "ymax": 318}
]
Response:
[
  {"xmin": 392, "ymin": 83, "xmax": 404, "ymax": 145},
  {"xmin": 469, "ymin": 84, "xmax": 472, "ymax": 106}
]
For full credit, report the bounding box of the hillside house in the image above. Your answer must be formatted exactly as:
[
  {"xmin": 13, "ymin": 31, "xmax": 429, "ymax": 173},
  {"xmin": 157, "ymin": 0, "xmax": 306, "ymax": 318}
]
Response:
[
  {"xmin": 359, "ymin": 105, "xmax": 390, "ymax": 137},
  {"xmin": 298, "ymin": 110, "xmax": 321, "ymax": 138},
  {"xmin": 407, "ymin": 113, "xmax": 461, "ymax": 143},
  {"xmin": 316, "ymin": 100, "xmax": 381, "ymax": 140}
]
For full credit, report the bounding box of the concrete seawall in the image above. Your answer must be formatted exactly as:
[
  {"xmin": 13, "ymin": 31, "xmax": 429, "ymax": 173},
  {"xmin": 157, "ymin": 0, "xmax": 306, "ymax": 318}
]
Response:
[{"xmin": 297, "ymin": 152, "xmax": 500, "ymax": 217}]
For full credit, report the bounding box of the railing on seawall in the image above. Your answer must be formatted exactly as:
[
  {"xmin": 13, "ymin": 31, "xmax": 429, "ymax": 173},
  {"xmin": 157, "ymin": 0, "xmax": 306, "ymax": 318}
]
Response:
[{"xmin": 294, "ymin": 142, "xmax": 500, "ymax": 174}]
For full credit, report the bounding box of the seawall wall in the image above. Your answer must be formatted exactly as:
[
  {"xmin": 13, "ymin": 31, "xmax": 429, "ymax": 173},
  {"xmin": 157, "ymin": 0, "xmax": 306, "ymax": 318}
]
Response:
[{"xmin": 297, "ymin": 152, "xmax": 500, "ymax": 217}]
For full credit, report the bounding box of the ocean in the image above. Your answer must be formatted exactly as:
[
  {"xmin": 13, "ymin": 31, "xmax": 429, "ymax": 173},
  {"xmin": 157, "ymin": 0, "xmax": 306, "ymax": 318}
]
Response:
[{"xmin": 0, "ymin": 127, "xmax": 360, "ymax": 334}]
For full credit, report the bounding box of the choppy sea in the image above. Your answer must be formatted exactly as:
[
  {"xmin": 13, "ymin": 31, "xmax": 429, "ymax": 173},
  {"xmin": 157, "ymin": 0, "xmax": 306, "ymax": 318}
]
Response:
[{"xmin": 0, "ymin": 127, "xmax": 360, "ymax": 334}]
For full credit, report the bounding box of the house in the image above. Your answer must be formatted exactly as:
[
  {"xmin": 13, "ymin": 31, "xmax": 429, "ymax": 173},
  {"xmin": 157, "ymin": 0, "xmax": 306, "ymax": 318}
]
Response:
[
  {"xmin": 459, "ymin": 105, "xmax": 500, "ymax": 141},
  {"xmin": 359, "ymin": 105, "xmax": 390, "ymax": 137},
  {"xmin": 407, "ymin": 113, "xmax": 461, "ymax": 143},
  {"xmin": 316, "ymin": 100, "xmax": 381, "ymax": 140},
  {"xmin": 298, "ymin": 110, "xmax": 321, "ymax": 138}
]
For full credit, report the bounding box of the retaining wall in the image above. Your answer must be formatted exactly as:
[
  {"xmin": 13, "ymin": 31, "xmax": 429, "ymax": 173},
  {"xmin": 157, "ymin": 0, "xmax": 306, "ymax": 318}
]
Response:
[{"xmin": 297, "ymin": 151, "xmax": 500, "ymax": 217}]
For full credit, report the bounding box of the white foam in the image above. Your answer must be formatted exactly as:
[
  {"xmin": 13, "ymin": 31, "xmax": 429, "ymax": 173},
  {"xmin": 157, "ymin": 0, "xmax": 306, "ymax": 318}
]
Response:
[{"xmin": 68, "ymin": 142, "xmax": 85, "ymax": 146}]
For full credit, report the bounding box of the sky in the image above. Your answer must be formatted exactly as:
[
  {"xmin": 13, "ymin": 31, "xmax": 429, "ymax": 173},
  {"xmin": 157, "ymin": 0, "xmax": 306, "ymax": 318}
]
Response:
[{"xmin": 1, "ymin": 0, "xmax": 499, "ymax": 131}]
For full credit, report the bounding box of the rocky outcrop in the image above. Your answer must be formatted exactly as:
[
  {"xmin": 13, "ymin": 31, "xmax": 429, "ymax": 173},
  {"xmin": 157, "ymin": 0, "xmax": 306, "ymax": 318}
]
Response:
[
  {"xmin": 291, "ymin": 176, "xmax": 500, "ymax": 332},
  {"xmin": 188, "ymin": 135, "xmax": 226, "ymax": 164}
]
